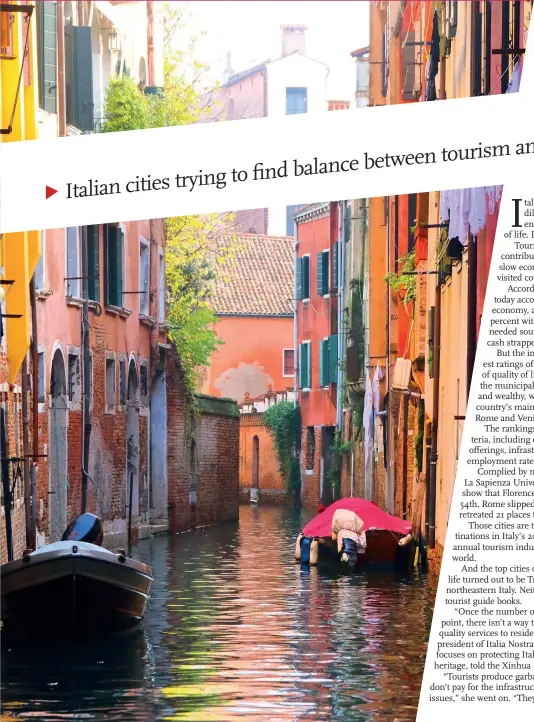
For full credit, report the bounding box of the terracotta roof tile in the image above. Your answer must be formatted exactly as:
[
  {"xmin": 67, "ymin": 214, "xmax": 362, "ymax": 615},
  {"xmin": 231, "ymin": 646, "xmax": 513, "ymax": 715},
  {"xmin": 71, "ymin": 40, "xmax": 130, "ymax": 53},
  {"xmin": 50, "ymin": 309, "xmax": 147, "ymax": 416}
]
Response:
[{"xmin": 212, "ymin": 233, "xmax": 294, "ymax": 316}]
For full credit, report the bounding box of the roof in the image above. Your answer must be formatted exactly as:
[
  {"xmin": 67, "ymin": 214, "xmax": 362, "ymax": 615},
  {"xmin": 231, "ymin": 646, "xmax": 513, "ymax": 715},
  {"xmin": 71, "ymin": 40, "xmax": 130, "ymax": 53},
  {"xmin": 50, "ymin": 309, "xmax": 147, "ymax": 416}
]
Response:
[
  {"xmin": 223, "ymin": 50, "xmax": 328, "ymax": 88},
  {"xmin": 212, "ymin": 234, "xmax": 294, "ymax": 317},
  {"xmin": 351, "ymin": 46, "xmax": 370, "ymax": 58}
]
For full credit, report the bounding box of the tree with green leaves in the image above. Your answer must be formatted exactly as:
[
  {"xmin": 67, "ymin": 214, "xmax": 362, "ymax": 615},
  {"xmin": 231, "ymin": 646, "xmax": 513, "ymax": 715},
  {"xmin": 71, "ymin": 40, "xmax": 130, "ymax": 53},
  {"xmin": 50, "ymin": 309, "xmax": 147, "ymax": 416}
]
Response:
[{"xmin": 100, "ymin": 11, "xmax": 237, "ymax": 396}]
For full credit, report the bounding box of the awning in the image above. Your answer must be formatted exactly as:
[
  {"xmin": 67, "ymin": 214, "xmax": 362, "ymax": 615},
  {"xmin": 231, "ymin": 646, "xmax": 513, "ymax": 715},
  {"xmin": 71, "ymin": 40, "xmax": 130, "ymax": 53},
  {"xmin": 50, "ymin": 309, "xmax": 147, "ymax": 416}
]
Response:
[{"xmin": 93, "ymin": 1, "xmax": 129, "ymax": 35}]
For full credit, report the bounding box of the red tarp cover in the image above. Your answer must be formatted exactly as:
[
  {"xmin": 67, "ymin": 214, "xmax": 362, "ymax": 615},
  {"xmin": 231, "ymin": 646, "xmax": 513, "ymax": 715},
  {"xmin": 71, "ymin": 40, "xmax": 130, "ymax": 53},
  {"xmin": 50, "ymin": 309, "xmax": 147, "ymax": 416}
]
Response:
[{"xmin": 302, "ymin": 498, "xmax": 412, "ymax": 537}]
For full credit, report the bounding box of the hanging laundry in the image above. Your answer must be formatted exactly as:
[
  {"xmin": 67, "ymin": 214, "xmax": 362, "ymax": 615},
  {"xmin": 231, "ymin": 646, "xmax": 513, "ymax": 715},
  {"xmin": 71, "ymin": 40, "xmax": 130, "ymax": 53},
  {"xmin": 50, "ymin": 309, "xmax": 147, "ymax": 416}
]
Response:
[
  {"xmin": 372, "ymin": 364, "xmax": 384, "ymax": 413},
  {"xmin": 362, "ymin": 371, "xmax": 374, "ymax": 468},
  {"xmin": 424, "ymin": 10, "xmax": 440, "ymax": 102}
]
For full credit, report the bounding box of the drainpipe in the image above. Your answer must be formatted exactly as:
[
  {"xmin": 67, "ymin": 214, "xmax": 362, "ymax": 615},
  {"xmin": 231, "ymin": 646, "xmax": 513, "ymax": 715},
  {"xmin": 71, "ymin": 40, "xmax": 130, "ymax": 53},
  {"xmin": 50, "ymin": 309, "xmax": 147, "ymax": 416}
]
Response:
[
  {"xmin": 57, "ymin": 1, "xmax": 66, "ymax": 138},
  {"xmin": 466, "ymin": 232, "xmax": 477, "ymax": 398},
  {"xmin": 22, "ymin": 355, "xmax": 31, "ymax": 548},
  {"xmin": 30, "ymin": 278, "xmax": 38, "ymax": 546},
  {"xmin": 336, "ymin": 202, "xmax": 345, "ymax": 432},
  {"xmin": 427, "ymin": 53, "xmax": 447, "ymax": 549},
  {"xmin": 81, "ymin": 227, "xmax": 91, "ymax": 514},
  {"xmin": 293, "ymin": 220, "xmax": 298, "ymax": 409}
]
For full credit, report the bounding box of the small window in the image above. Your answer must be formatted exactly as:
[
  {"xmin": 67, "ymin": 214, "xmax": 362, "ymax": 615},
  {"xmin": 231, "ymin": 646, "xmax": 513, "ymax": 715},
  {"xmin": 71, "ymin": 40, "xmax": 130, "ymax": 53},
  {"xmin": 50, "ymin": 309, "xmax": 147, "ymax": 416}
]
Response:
[
  {"xmin": 286, "ymin": 87, "xmax": 307, "ymax": 115},
  {"xmin": 66, "ymin": 227, "xmax": 81, "ymax": 297},
  {"xmin": 37, "ymin": 351, "xmax": 46, "ymax": 403},
  {"xmin": 105, "ymin": 356, "xmax": 116, "ymax": 413},
  {"xmin": 158, "ymin": 250, "xmax": 165, "ymax": 322},
  {"xmin": 283, "ymin": 349, "xmax": 294, "ymax": 377},
  {"xmin": 140, "ymin": 363, "xmax": 148, "ymax": 407},
  {"xmin": 139, "ymin": 238, "xmax": 150, "ymax": 316},
  {"xmin": 306, "ymin": 427, "xmax": 315, "ymax": 471},
  {"xmin": 67, "ymin": 350, "xmax": 81, "ymax": 406},
  {"xmin": 119, "ymin": 355, "xmax": 127, "ymax": 408}
]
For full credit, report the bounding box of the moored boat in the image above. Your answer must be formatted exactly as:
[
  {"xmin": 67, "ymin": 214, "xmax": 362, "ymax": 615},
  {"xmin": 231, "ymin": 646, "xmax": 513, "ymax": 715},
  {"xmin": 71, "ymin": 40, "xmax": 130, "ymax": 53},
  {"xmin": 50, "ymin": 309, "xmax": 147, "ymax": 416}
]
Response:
[
  {"xmin": 1, "ymin": 513, "xmax": 153, "ymax": 639},
  {"xmin": 295, "ymin": 498, "xmax": 416, "ymax": 570}
]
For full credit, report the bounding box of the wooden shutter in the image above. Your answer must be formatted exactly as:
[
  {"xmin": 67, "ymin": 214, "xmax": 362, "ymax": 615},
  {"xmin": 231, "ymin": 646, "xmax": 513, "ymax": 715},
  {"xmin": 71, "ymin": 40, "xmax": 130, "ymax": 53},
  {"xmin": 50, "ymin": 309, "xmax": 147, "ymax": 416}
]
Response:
[
  {"xmin": 296, "ymin": 257, "xmax": 303, "ymax": 300},
  {"xmin": 302, "ymin": 256, "xmax": 310, "ymax": 299},
  {"xmin": 328, "ymin": 334, "xmax": 338, "ymax": 384},
  {"xmin": 66, "ymin": 227, "xmax": 79, "ymax": 297},
  {"xmin": 306, "ymin": 342, "xmax": 312, "ymax": 388},
  {"xmin": 105, "ymin": 225, "xmax": 122, "ymax": 306},
  {"xmin": 37, "ymin": 2, "xmax": 58, "ymax": 113},
  {"xmin": 299, "ymin": 343, "xmax": 308, "ymax": 389},
  {"xmin": 116, "ymin": 227, "xmax": 124, "ymax": 306},
  {"xmin": 319, "ymin": 339, "xmax": 329, "ymax": 387},
  {"xmin": 86, "ymin": 225, "xmax": 100, "ymax": 301},
  {"xmin": 65, "ymin": 25, "xmax": 94, "ymax": 131},
  {"xmin": 316, "ymin": 252, "xmax": 324, "ymax": 296},
  {"xmin": 332, "ymin": 243, "xmax": 339, "ymax": 291}
]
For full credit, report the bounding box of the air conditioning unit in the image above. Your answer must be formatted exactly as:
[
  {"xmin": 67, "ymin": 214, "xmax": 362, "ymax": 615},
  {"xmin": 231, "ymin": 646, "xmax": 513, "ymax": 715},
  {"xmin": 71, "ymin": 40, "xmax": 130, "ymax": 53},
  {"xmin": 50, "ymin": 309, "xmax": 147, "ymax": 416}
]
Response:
[{"xmin": 392, "ymin": 358, "xmax": 412, "ymax": 390}]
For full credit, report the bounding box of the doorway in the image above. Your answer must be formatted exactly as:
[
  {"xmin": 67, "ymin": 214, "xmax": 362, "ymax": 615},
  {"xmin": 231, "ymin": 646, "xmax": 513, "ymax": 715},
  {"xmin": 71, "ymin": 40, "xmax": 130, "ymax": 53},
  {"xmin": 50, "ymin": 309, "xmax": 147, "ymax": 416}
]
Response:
[
  {"xmin": 49, "ymin": 348, "xmax": 69, "ymax": 541},
  {"xmin": 150, "ymin": 369, "xmax": 167, "ymax": 522},
  {"xmin": 252, "ymin": 435, "xmax": 259, "ymax": 489}
]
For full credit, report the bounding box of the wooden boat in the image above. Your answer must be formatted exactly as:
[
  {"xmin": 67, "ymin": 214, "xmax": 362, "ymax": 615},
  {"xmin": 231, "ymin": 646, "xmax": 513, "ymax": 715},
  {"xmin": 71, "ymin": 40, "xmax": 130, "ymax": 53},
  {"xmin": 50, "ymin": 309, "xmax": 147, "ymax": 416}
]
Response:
[
  {"xmin": 296, "ymin": 498, "xmax": 415, "ymax": 570},
  {"xmin": 1, "ymin": 513, "xmax": 153, "ymax": 639}
]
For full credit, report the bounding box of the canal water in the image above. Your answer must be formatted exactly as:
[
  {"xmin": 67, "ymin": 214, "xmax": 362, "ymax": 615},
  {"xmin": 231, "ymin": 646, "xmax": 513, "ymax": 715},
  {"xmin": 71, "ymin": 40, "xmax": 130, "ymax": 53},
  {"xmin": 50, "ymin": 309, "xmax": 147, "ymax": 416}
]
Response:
[{"xmin": 1, "ymin": 505, "xmax": 436, "ymax": 722}]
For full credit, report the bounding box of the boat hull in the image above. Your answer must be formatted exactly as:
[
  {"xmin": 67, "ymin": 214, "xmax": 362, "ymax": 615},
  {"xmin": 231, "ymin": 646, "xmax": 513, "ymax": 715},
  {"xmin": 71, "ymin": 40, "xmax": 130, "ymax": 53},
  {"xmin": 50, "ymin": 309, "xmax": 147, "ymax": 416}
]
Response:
[
  {"xmin": 1, "ymin": 541, "xmax": 152, "ymax": 639},
  {"xmin": 317, "ymin": 530, "xmax": 412, "ymax": 569}
]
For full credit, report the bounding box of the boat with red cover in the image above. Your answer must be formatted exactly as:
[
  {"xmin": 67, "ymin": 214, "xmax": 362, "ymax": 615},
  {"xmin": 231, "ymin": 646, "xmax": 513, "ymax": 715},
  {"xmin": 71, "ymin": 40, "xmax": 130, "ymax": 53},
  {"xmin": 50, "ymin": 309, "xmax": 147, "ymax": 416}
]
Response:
[{"xmin": 295, "ymin": 498, "xmax": 415, "ymax": 570}]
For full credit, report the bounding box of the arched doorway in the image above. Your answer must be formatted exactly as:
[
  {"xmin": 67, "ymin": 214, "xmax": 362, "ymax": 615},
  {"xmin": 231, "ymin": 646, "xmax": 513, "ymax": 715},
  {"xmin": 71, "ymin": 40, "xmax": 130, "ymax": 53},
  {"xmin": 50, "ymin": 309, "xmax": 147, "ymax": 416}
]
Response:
[
  {"xmin": 252, "ymin": 435, "xmax": 259, "ymax": 489},
  {"xmin": 150, "ymin": 369, "xmax": 167, "ymax": 521},
  {"xmin": 49, "ymin": 348, "xmax": 68, "ymax": 541},
  {"xmin": 126, "ymin": 360, "xmax": 140, "ymax": 519}
]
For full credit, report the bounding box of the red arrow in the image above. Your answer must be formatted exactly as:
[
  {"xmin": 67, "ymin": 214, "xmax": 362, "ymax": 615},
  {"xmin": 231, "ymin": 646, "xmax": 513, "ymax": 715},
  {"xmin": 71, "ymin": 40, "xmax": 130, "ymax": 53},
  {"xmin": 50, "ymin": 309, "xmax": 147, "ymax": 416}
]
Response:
[{"xmin": 45, "ymin": 185, "xmax": 58, "ymax": 199}]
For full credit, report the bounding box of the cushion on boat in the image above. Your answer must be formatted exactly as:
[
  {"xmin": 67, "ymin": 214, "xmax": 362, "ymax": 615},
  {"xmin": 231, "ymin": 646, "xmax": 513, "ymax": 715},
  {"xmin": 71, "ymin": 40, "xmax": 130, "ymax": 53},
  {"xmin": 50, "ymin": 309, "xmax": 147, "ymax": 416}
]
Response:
[{"xmin": 332, "ymin": 509, "xmax": 364, "ymax": 535}]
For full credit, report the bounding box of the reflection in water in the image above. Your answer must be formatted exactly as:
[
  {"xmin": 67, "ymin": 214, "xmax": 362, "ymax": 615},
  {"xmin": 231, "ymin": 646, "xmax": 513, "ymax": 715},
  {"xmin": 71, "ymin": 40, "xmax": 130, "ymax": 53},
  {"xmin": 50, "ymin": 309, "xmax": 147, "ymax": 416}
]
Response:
[{"xmin": 1, "ymin": 506, "xmax": 436, "ymax": 721}]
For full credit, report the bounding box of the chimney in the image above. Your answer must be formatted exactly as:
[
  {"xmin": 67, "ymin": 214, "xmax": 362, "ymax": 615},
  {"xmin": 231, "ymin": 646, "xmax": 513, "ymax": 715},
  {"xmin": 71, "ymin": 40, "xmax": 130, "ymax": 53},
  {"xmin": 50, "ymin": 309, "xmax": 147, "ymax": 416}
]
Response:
[{"xmin": 281, "ymin": 25, "xmax": 307, "ymax": 57}]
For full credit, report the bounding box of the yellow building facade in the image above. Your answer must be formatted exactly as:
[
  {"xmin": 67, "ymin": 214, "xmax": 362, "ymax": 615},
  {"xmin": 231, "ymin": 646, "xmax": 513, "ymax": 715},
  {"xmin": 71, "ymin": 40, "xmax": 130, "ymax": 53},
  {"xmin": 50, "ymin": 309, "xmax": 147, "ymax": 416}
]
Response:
[{"xmin": 1, "ymin": 0, "xmax": 41, "ymax": 383}]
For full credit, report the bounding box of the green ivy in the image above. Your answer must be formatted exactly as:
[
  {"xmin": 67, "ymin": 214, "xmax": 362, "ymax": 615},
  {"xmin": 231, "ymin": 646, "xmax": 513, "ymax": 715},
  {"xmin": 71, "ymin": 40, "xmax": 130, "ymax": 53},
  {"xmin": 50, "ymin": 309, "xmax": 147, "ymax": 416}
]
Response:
[
  {"xmin": 263, "ymin": 402, "xmax": 301, "ymax": 494},
  {"xmin": 385, "ymin": 250, "xmax": 417, "ymax": 316},
  {"xmin": 328, "ymin": 467, "xmax": 341, "ymax": 497},
  {"xmin": 331, "ymin": 432, "xmax": 352, "ymax": 455},
  {"xmin": 414, "ymin": 399, "xmax": 425, "ymax": 473}
]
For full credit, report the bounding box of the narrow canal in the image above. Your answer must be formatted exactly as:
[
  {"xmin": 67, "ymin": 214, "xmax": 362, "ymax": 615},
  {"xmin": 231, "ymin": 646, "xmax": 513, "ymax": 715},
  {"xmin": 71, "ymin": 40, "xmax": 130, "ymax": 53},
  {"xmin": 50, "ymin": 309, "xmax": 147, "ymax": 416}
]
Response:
[{"xmin": 1, "ymin": 506, "xmax": 436, "ymax": 722}]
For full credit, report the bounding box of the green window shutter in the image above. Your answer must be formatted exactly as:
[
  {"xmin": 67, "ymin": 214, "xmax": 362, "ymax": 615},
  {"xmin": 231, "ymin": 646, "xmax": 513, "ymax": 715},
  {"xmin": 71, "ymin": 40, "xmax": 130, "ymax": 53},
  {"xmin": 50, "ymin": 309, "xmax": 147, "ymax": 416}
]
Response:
[
  {"xmin": 328, "ymin": 334, "xmax": 338, "ymax": 384},
  {"xmin": 116, "ymin": 227, "xmax": 124, "ymax": 306},
  {"xmin": 296, "ymin": 257, "xmax": 303, "ymax": 300},
  {"xmin": 320, "ymin": 339, "xmax": 329, "ymax": 387},
  {"xmin": 105, "ymin": 225, "xmax": 122, "ymax": 307},
  {"xmin": 302, "ymin": 256, "xmax": 310, "ymax": 299},
  {"xmin": 65, "ymin": 26, "xmax": 94, "ymax": 131},
  {"xmin": 37, "ymin": 2, "xmax": 58, "ymax": 113},
  {"xmin": 306, "ymin": 342, "xmax": 312, "ymax": 389},
  {"xmin": 316, "ymin": 252, "xmax": 324, "ymax": 296},
  {"xmin": 299, "ymin": 343, "xmax": 308, "ymax": 389},
  {"xmin": 332, "ymin": 243, "xmax": 339, "ymax": 291},
  {"xmin": 323, "ymin": 251, "xmax": 330, "ymax": 296},
  {"xmin": 86, "ymin": 225, "xmax": 100, "ymax": 302}
]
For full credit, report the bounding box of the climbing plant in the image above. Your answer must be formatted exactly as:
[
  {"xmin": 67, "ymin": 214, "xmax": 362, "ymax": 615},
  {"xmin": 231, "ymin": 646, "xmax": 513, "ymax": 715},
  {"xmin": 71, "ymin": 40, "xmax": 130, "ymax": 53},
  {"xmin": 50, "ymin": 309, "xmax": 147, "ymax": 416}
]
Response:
[
  {"xmin": 414, "ymin": 399, "xmax": 425, "ymax": 473},
  {"xmin": 331, "ymin": 432, "xmax": 352, "ymax": 456},
  {"xmin": 384, "ymin": 250, "xmax": 417, "ymax": 315},
  {"xmin": 263, "ymin": 401, "xmax": 301, "ymax": 495}
]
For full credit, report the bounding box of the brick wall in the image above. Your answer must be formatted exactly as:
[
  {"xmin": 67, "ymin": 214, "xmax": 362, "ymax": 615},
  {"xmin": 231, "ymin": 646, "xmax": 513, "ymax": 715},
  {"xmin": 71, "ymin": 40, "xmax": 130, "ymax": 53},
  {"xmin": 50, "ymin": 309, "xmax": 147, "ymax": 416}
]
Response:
[
  {"xmin": 0, "ymin": 360, "xmax": 28, "ymax": 563},
  {"xmin": 167, "ymin": 352, "xmax": 240, "ymax": 534},
  {"xmin": 300, "ymin": 426, "xmax": 322, "ymax": 508}
]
